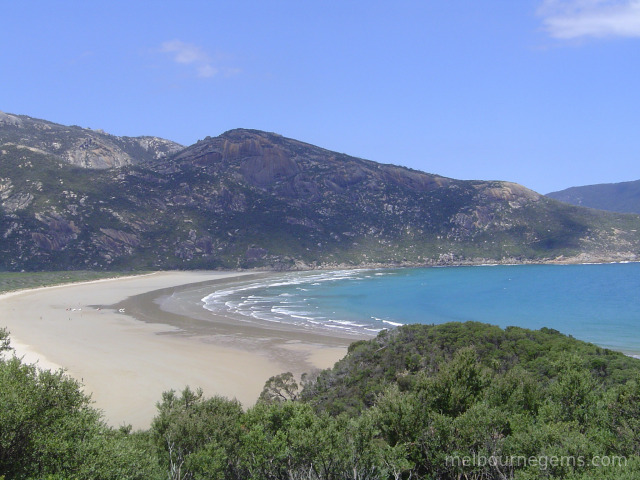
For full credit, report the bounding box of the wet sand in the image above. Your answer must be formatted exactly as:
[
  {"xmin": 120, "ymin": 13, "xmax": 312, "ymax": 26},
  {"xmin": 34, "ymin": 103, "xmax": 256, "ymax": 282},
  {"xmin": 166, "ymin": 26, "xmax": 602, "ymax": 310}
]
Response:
[{"xmin": 0, "ymin": 271, "xmax": 358, "ymax": 429}]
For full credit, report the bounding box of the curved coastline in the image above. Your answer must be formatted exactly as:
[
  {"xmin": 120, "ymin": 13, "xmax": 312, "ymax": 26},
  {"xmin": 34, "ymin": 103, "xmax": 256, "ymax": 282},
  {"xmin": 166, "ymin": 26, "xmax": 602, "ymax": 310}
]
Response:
[
  {"xmin": 0, "ymin": 271, "xmax": 357, "ymax": 429},
  {"xmin": 110, "ymin": 272, "xmax": 369, "ymax": 371},
  {"xmin": 2, "ymin": 263, "xmax": 638, "ymax": 429},
  {"xmin": 172, "ymin": 263, "xmax": 640, "ymax": 358}
]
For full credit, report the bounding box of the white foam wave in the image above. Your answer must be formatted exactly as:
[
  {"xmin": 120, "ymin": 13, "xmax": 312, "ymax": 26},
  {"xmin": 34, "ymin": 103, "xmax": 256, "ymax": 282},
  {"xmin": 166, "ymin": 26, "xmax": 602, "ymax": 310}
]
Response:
[
  {"xmin": 382, "ymin": 320, "xmax": 404, "ymax": 327},
  {"xmin": 199, "ymin": 269, "xmax": 380, "ymax": 335}
]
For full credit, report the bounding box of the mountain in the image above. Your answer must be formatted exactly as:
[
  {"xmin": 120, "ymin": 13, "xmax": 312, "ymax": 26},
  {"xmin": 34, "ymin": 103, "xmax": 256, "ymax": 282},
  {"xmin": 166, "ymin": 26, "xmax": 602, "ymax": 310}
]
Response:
[
  {"xmin": 1, "ymin": 113, "xmax": 640, "ymax": 271},
  {"xmin": 0, "ymin": 110, "xmax": 183, "ymax": 168},
  {"xmin": 547, "ymin": 179, "xmax": 640, "ymax": 214}
]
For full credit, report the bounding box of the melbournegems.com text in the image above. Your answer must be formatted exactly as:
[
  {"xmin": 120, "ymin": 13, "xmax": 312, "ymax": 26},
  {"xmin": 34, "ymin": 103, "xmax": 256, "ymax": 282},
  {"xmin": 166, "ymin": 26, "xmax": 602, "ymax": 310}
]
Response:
[{"xmin": 446, "ymin": 453, "xmax": 628, "ymax": 470}]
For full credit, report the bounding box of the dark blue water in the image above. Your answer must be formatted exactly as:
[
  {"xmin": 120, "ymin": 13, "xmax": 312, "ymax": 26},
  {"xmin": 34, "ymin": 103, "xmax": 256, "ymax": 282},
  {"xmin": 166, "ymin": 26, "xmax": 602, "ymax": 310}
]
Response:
[{"xmin": 202, "ymin": 263, "xmax": 640, "ymax": 355}]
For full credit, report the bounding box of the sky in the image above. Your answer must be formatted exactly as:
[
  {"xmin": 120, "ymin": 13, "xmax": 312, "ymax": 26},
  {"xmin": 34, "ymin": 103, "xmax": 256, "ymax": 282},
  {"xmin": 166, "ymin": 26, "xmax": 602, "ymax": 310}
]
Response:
[{"xmin": 1, "ymin": 0, "xmax": 639, "ymax": 194}]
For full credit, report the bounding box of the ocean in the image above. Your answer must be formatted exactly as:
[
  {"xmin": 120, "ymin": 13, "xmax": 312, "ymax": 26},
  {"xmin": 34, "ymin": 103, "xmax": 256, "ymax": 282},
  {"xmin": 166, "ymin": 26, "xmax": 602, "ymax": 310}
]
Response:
[{"xmin": 200, "ymin": 263, "xmax": 640, "ymax": 356}]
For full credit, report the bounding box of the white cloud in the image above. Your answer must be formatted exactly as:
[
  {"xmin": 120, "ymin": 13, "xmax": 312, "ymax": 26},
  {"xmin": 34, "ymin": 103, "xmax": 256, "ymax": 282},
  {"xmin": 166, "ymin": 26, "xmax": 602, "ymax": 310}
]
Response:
[
  {"xmin": 196, "ymin": 64, "xmax": 219, "ymax": 78},
  {"xmin": 161, "ymin": 40, "xmax": 210, "ymax": 64},
  {"xmin": 160, "ymin": 40, "xmax": 239, "ymax": 78},
  {"xmin": 539, "ymin": 0, "xmax": 640, "ymax": 39}
]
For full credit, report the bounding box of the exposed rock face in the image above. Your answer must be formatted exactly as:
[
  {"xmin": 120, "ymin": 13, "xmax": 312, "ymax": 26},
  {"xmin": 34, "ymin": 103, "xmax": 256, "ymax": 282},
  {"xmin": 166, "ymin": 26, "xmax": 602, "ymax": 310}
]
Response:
[
  {"xmin": 1, "ymin": 120, "xmax": 640, "ymax": 271},
  {"xmin": 240, "ymin": 149, "xmax": 300, "ymax": 187},
  {"xmin": 0, "ymin": 111, "xmax": 183, "ymax": 169},
  {"xmin": 30, "ymin": 212, "xmax": 81, "ymax": 251},
  {"xmin": 0, "ymin": 178, "xmax": 13, "ymax": 201},
  {"xmin": 0, "ymin": 111, "xmax": 23, "ymax": 126},
  {"xmin": 65, "ymin": 137, "xmax": 133, "ymax": 168},
  {"xmin": 94, "ymin": 228, "xmax": 141, "ymax": 259},
  {"xmin": 3, "ymin": 192, "xmax": 34, "ymax": 213},
  {"xmin": 172, "ymin": 129, "xmax": 454, "ymax": 199}
]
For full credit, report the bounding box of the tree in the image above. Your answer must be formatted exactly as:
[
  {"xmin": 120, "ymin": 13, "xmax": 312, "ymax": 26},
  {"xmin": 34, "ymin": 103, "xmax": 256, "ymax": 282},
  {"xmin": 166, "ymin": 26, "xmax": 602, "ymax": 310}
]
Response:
[
  {"xmin": 0, "ymin": 356, "xmax": 95, "ymax": 478},
  {"xmin": 258, "ymin": 372, "xmax": 300, "ymax": 404},
  {"xmin": 150, "ymin": 387, "xmax": 244, "ymax": 480},
  {"xmin": 0, "ymin": 328, "xmax": 10, "ymax": 354},
  {"xmin": 0, "ymin": 343, "xmax": 160, "ymax": 480},
  {"xmin": 419, "ymin": 346, "xmax": 488, "ymax": 417}
]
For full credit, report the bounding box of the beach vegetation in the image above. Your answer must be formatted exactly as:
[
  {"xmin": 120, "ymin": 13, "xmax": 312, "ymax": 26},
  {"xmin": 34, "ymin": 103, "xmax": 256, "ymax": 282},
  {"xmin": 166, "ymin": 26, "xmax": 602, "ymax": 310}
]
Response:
[
  {"xmin": 0, "ymin": 271, "xmax": 143, "ymax": 295},
  {"xmin": 151, "ymin": 387, "xmax": 243, "ymax": 480},
  {"xmin": 1, "ymin": 322, "xmax": 640, "ymax": 479},
  {"xmin": 0, "ymin": 341, "xmax": 161, "ymax": 480},
  {"xmin": 0, "ymin": 328, "xmax": 9, "ymax": 353},
  {"xmin": 257, "ymin": 371, "xmax": 300, "ymax": 404}
]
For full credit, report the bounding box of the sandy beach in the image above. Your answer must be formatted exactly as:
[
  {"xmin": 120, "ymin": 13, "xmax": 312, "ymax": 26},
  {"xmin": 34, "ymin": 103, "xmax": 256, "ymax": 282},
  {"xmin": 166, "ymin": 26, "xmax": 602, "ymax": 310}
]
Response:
[{"xmin": 0, "ymin": 271, "xmax": 357, "ymax": 429}]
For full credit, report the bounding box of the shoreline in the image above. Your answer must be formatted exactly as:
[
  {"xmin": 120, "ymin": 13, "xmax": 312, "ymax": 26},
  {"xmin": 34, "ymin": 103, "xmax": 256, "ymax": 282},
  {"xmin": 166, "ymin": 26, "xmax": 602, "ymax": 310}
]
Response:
[
  {"xmin": 0, "ymin": 271, "xmax": 358, "ymax": 429},
  {"xmin": 110, "ymin": 272, "xmax": 367, "ymax": 372},
  {"xmin": 2, "ymin": 263, "xmax": 637, "ymax": 428},
  {"xmin": 285, "ymin": 256, "xmax": 640, "ymax": 271}
]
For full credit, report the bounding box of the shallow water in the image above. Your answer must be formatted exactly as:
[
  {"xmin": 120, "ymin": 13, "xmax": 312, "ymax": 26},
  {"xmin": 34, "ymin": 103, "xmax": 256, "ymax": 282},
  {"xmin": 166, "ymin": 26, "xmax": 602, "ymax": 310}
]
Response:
[{"xmin": 200, "ymin": 263, "xmax": 640, "ymax": 355}]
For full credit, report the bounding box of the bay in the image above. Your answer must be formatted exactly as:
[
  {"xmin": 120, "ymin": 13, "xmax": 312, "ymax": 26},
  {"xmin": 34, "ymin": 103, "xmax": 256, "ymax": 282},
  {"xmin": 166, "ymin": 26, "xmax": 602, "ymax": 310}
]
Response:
[{"xmin": 201, "ymin": 263, "xmax": 640, "ymax": 355}]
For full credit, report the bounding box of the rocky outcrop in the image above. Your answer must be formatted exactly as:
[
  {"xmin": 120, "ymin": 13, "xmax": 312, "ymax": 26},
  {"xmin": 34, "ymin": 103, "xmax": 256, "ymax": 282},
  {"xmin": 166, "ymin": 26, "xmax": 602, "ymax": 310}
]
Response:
[
  {"xmin": 3, "ymin": 192, "xmax": 34, "ymax": 213},
  {"xmin": 28, "ymin": 212, "xmax": 81, "ymax": 251},
  {"xmin": 0, "ymin": 111, "xmax": 23, "ymax": 126},
  {"xmin": 1, "ymin": 120, "xmax": 640, "ymax": 271},
  {"xmin": 135, "ymin": 136, "xmax": 182, "ymax": 159},
  {"xmin": 0, "ymin": 178, "xmax": 13, "ymax": 201},
  {"xmin": 65, "ymin": 137, "xmax": 133, "ymax": 168},
  {"xmin": 93, "ymin": 228, "xmax": 140, "ymax": 259},
  {"xmin": 241, "ymin": 149, "xmax": 300, "ymax": 187},
  {"xmin": 0, "ymin": 111, "xmax": 183, "ymax": 169}
]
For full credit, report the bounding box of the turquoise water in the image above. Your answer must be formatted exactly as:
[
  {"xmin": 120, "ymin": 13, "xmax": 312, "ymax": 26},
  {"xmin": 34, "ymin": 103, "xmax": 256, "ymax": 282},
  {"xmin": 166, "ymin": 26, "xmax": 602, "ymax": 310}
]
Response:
[{"xmin": 201, "ymin": 263, "xmax": 640, "ymax": 355}]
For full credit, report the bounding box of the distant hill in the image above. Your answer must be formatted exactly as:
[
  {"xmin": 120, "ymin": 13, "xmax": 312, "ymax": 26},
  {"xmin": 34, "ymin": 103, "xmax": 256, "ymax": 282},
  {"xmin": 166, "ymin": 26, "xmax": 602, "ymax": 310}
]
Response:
[
  {"xmin": 547, "ymin": 179, "xmax": 640, "ymax": 214},
  {"xmin": 2, "ymin": 112, "xmax": 640, "ymax": 270},
  {"xmin": 0, "ymin": 110, "xmax": 183, "ymax": 168}
]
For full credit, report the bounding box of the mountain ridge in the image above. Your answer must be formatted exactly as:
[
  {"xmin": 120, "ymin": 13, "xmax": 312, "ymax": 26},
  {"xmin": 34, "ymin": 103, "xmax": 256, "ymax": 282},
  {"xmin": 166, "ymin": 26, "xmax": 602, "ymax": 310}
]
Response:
[
  {"xmin": 1, "ymin": 112, "xmax": 640, "ymax": 271},
  {"xmin": 0, "ymin": 110, "xmax": 184, "ymax": 169},
  {"xmin": 547, "ymin": 179, "xmax": 640, "ymax": 214}
]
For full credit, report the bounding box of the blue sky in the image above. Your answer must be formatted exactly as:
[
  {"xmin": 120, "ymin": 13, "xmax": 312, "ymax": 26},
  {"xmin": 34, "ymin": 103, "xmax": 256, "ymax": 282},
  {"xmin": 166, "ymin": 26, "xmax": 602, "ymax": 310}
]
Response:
[{"xmin": 2, "ymin": 1, "xmax": 639, "ymax": 193}]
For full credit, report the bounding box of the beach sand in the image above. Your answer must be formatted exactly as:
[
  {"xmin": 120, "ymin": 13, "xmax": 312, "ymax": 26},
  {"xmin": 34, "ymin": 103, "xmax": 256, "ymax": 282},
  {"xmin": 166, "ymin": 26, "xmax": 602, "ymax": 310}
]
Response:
[{"xmin": 0, "ymin": 271, "xmax": 359, "ymax": 429}]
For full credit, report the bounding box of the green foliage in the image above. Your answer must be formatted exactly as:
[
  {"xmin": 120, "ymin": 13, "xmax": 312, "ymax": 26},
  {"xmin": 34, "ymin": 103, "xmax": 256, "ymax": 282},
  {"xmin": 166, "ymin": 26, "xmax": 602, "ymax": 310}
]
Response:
[
  {"xmin": 150, "ymin": 387, "xmax": 244, "ymax": 480},
  {"xmin": 2, "ymin": 322, "xmax": 640, "ymax": 479},
  {"xmin": 302, "ymin": 322, "xmax": 640, "ymax": 415},
  {"xmin": 294, "ymin": 322, "xmax": 640, "ymax": 478},
  {"xmin": 418, "ymin": 346, "xmax": 489, "ymax": 416},
  {"xmin": 0, "ymin": 271, "xmax": 140, "ymax": 294},
  {"xmin": 0, "ymin": 357, "xmax": 93, "ymax": 478},
  {"xmin": 604, "ymin": 374, "xmax": 640, "ymax": 456},
  {"xmin": 236, "ymin": 400, "xmax": 396, "ymax": 479},
  {"xmin": 0, "ymin": 328, "xmax": 9, "ymax": 353},
  {"xmin": 0, "ymin": 351, "xmax": 161, "ymax": 480},
  {"xmin": 257, "ymin": 371, "xmax": 300, "ymax": 404}
]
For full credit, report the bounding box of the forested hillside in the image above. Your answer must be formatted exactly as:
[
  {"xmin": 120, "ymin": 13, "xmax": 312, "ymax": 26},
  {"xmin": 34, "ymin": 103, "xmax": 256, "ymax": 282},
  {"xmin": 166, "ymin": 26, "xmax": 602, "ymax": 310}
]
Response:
[{"xmin": 3, "ymin": 112, "xmax": 640, "ymax": 270}]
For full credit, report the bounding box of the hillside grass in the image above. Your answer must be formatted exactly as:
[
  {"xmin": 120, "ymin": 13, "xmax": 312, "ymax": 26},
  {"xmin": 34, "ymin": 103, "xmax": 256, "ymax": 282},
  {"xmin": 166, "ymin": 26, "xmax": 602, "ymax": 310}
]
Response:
[{"xmin": 0, "ymin": 270, "xmax": 147, "ymax": 294}]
